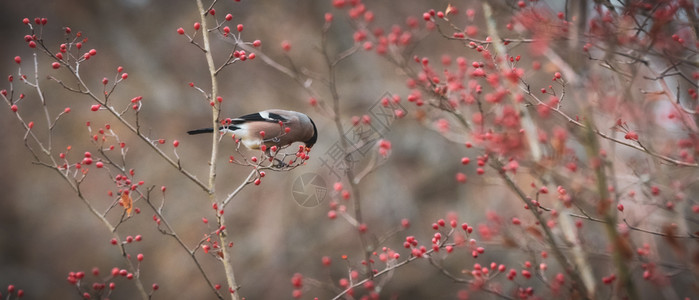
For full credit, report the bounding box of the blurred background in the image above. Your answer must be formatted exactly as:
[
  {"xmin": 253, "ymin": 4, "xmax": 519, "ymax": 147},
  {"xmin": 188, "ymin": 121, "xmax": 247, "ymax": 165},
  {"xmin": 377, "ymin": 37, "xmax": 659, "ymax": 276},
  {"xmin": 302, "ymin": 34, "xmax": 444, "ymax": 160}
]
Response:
[{"xmin": 1, "ymin": 0, "xmax": 697, "ymax": 299}]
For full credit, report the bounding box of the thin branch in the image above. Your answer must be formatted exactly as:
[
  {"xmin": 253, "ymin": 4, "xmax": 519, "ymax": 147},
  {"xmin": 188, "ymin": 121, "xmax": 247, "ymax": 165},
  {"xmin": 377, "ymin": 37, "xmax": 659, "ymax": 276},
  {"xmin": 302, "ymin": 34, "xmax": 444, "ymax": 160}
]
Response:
[{"xmin": 222, "ymin": 169, "xmax": 256, "ymax": 207}]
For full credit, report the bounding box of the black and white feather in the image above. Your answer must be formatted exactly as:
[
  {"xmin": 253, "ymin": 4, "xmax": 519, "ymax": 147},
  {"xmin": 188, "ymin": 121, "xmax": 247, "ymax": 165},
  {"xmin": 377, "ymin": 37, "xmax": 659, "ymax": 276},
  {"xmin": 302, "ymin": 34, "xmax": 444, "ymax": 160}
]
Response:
[{"xmin": 187, "ymin": 109, "xmax": 318, "ymax": 150}]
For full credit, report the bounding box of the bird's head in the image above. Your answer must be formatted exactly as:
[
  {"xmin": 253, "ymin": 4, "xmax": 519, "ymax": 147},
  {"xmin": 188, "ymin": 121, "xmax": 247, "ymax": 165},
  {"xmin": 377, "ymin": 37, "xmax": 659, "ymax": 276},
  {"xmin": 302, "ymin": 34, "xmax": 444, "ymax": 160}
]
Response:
[{"xmin": 304, "ymin": 117, "xmax": 318, "ymax": 152}]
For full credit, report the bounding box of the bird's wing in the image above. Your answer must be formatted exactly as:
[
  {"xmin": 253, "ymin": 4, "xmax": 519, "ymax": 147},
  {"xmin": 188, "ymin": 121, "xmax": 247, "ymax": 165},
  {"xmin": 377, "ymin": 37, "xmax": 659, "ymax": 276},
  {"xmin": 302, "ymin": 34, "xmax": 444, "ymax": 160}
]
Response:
[{"xmin": 231, "ymin": 111, "xmax": 289, "ymax": 124}]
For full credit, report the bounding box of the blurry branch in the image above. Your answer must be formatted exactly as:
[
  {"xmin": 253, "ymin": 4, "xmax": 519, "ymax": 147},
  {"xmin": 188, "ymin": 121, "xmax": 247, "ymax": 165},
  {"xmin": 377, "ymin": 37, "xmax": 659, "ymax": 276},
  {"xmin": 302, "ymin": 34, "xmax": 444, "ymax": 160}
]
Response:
[
  {"xmin": 519, "ymin": 84, "xmax": 699, "ymax": 167},
  {"xmin": 537, "ymin": 204, "xmax": 698, "ymax": 239},
  {"xmin": 317, "ymin": 21, "xmax": 375, "ymax": 279},
  {"xmin": 237, "ymin": 43, "xmax": 295, "ymax": 78},
  {"xmin": 579, "ymin": 113, "xmax": 638, "ymax": 299},
  {"xmin": 331, "ymin": 230, "xmax": 459, "ymax": 300},
  {"xmin": 482, "ymin": 3, "xmax": 541, "ymax": 162},
  {"xmin": 490, "ymin": 159, "xmax": 591, "ymax": 299},
  {"xmin": 427, "ymin": 258, "xmax": 514, "ymax": 300},
  {"xmin": 236, "ymin": 42, "xmax": 335, "ymax": 118},
  {"xmin": 433, "ymin": 18, "xmax": 534, "ymax": 46}
]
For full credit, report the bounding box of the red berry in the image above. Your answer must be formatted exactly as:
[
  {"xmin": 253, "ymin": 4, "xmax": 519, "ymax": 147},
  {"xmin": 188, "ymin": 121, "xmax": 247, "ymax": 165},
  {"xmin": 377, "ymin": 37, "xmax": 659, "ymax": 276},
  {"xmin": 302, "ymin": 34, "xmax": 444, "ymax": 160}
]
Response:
[
  {"xmin": 236, "ymin": 24, "xmax": 243, "ymax": 32},
  {"xmin": 10, "ymin": 105, "xmax": 18, "ymax": 112},
  {"xmin": 173, "ymin": 140, "xmax": 180, "ymax": 147},
  {"xmin": 291, "ymin": 273, "xmax": 303, "ymax": 287},
  {"xmin": 225, "ymin": 14, "xmax": 233, "ymax": 21},
  {"xmin": 14, "ymin": 56, "xmax": 21, "ymax": 64},
  {"xmin": 456, "ymin": 172, "xmax": 467, "ymax": 183},
  {"xmin": 137, "ymin": 253, "xmax": 144, "ymax": 261},
  {"xmin": 177, "ymin": 27, "xmax": 185, "ymax": 35},
  {"xmin": 52, "ymin": 62, "xmax": 60, "ymax": 69},
  {"xmin": 281, "ymin": 40, "xmax": 291, "ymax": 51},
  {"xmin": 252, "ymin": 40, "xmax": 261, "ymax": 47},
  {"xmin": 358, "ymin": 223, "xmax": 368, "ymax": 233},
  {"xmin": 90, "ymin": 104, "xmax": 101, "ymax": 111},
  {"xmin": 194, "ymin": 22, "xmax": 201, "ymax": 30},
  {"xmin": 22, "ymin": 18, "xmax": 30, "ymax": 24},
  {"xmin": 121, "ymin": 73, "xmax": 128, "ymax": 80}
]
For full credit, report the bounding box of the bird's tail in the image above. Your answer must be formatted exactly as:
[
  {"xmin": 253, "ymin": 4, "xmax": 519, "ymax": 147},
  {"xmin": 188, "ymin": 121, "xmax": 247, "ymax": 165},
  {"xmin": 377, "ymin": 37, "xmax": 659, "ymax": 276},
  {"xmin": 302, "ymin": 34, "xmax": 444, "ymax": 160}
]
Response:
[{"xmin": 187, "ymin": 128, "xmax": 214, "ymax": 135}]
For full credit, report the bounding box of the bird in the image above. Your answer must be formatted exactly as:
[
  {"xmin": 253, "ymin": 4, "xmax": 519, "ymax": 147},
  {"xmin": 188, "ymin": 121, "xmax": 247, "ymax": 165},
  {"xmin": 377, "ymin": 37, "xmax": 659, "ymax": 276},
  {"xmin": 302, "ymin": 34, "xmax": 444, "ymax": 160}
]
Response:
[{"xmin": 187, "ymin": 109, "xmax": 318, "ymax": 152}]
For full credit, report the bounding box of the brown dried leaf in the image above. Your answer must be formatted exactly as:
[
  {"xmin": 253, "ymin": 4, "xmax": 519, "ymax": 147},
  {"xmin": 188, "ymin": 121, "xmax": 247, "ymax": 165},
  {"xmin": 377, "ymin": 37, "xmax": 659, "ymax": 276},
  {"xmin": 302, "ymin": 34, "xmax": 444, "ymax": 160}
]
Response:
[
  {"xmin": 526, "ymin": 226, "xmax": 544, "ymax": 241},
  {"xmin": 662, "ymin": 224, "xmax": 685, "ymax": 257},
  {"xmin": 120, "ymin": 193, "xmax": 133, "ymax": 217}
]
